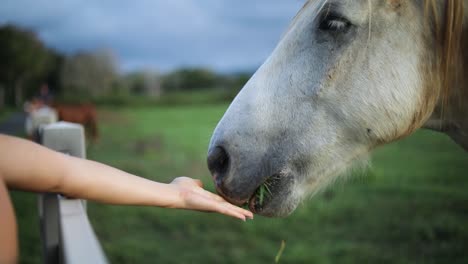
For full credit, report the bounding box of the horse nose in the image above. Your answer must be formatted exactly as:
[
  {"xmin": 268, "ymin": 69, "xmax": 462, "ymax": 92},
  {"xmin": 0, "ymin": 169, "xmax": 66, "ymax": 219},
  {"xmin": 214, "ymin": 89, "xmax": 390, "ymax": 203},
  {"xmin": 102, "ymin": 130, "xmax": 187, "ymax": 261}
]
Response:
[{"xmin": 207, "ymin": 146, "xmax": 230, "ymax": 184}]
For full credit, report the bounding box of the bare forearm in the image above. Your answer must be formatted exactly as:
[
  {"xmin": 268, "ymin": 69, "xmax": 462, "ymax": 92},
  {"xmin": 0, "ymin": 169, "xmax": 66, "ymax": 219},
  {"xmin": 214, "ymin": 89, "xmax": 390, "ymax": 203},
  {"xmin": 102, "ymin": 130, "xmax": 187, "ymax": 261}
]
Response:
[
  {"xmin": 0, "ymin": 134, "xmax": 68, "ymax": 193},
  {"xmin": 62, "ymin": 156, "xmax": 179, "ymax": 207},
  {"xmin": 0, "ymin": 135, "xmax": 179, "ymax": 207}
]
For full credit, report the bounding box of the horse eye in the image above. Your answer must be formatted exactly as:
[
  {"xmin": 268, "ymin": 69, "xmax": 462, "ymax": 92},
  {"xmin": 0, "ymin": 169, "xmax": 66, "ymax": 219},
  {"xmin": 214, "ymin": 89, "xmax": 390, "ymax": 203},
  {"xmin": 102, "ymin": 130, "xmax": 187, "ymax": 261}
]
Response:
[{"xmin": 318, "ymin": 14, "xmax": 351, "ymax": 32}]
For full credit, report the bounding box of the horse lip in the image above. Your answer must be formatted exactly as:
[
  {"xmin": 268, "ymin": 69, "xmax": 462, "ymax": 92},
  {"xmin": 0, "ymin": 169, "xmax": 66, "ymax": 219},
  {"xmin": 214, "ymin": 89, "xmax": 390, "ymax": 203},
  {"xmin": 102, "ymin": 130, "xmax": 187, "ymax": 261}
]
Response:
[
  {"xmin": 248, "ymin": 187, "xmax": 269, "ymax": 214},
  {"xmin": 222, "ymin": 193, "xmax": 249, "ymax": 206},
  {"xmin": 214, "ymin": 172, "xmax": 285, "ymax": 209},
  {"xmin": 214, "ymin": 181, "xmax": 250, "ymax": 206},
  {"xmin": 247, "ymin": 185, "xmax": 268, "ymax": 213},
  {"xmin": 213, "ymin": 170, "xmax": 265, "ymax": 206},
  {"xmin": 248, "ymin": 195, "xmax": 258, "ymax": 212}
]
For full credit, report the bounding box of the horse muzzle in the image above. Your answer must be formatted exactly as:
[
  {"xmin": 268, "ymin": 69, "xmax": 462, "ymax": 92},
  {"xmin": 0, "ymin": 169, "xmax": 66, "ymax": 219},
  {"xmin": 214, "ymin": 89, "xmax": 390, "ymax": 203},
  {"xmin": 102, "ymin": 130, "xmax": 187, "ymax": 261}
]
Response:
[{"xmin": 207, "ymin": 142, "xmax": 298, "ymax": 217}]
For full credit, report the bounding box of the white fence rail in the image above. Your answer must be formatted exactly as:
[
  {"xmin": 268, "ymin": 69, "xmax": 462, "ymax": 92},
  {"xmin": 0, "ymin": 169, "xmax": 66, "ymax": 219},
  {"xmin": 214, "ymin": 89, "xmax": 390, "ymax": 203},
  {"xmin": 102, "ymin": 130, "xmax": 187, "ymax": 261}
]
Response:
[{"xmin": 36, "ymin": 121, "xmax": 108, "ymax": 264}]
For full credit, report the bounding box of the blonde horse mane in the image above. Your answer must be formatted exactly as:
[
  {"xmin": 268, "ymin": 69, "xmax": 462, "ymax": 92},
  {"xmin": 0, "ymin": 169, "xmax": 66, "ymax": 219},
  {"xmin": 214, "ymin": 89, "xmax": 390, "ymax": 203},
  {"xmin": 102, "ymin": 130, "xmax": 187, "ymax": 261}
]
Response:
[{"xmin": 425, "ymin": 0, "xmax": 466, "ymax": 119}]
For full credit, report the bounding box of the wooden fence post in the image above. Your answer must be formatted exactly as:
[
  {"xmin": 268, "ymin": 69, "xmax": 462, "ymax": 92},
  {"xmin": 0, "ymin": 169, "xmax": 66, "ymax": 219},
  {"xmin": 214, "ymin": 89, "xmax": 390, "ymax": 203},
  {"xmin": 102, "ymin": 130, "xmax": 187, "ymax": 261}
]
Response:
[{"xmin": 39, "ymin": 122, "xmax": 108, "ymax": 264}]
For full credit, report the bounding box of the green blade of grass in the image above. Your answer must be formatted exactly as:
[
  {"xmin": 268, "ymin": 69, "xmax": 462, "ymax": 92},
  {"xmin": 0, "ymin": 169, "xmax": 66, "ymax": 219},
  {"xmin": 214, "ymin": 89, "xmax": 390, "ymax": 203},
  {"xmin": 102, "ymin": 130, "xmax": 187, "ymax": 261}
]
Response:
[
  {"xmin": 264, "ymin": 183, "xmax": 272, "ymax": 195},
  {"xmin": 258, "ymin": 183, "xmax": 273, "ymax": 206},
  {"xmin": 259, "ymin": 185, "xmax": 265, "ymax": 205},
  {"xmin": 275, "ymin": 240, "xmax": 286, "ymax": 263}
]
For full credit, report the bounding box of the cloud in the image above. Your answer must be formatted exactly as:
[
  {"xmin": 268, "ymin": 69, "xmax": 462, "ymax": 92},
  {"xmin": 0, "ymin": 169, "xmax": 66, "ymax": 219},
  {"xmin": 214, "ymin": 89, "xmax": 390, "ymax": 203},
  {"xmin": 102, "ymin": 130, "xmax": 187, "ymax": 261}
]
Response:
[{"xmin": 0, "ymin": 0, "xmax": 305, "ymax": 72}]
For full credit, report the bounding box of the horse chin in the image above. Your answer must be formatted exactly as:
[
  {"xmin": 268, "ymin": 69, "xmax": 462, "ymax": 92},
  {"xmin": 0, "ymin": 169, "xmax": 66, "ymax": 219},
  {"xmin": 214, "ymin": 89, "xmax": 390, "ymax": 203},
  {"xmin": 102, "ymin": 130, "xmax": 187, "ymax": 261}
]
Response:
[{"xmin": 247, "ymin": 173, "xmax": 298, "ymax": 217}]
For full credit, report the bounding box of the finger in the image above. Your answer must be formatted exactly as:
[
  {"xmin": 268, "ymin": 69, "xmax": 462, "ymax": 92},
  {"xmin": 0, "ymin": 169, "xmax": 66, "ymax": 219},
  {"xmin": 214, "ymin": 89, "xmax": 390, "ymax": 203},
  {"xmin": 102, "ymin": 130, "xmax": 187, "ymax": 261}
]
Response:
[
  {"xmin": 201, "ymin": 191, "xmax": 253, "ymax": 218},
  {"xmin": 193, "ymin": 188, "xmax": 225, "ymax": 202},
  {"xmin": 199, "ymin": 194, "xmax": 253, "ymax": 219},
  {"xmin": 192, "ymin": 189, "xmax": 254, "ymax": 219},
  {"xmin": 189, "ymin": 184, "xmax": 225, "ymax": 201},
  {"xmin": 187, "ymin": 195, "xmax": 247, "ymax": 221},
  {"xmin": 190, "ymin": 196, "xmax": 246, "ymax": 221},
  {"xmin": 221, "ymin": 201, "xmax": 254, "ymax": 219}
]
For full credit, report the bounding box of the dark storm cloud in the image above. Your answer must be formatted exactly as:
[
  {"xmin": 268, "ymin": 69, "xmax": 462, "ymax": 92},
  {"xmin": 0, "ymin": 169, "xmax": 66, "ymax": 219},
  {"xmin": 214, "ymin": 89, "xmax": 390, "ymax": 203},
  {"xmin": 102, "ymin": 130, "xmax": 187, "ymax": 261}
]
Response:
[{"xmin": 0, "ymin": 0, "xmax": 305, "ymax": 72}]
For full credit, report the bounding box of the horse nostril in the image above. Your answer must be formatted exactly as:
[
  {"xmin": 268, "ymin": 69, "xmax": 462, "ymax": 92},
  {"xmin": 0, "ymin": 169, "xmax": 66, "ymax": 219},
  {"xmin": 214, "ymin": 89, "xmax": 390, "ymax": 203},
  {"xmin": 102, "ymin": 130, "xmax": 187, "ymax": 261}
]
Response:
[{"xmin": 207, "ymin": 146, "xmax": 230, "ymax": 181}]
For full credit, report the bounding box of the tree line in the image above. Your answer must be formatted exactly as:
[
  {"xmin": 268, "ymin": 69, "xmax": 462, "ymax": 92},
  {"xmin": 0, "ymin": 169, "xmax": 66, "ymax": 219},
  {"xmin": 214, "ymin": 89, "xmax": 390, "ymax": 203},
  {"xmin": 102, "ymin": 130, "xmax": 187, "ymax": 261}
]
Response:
[{"xmin": 0, "ymin": 24, "xmax": 251, "ymax": 108}]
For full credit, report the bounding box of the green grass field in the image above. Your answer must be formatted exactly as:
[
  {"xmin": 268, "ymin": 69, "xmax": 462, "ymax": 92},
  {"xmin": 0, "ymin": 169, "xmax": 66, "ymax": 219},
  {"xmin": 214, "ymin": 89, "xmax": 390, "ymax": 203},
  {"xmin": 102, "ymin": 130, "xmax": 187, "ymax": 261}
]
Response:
[{"xmin": 11, "ymin": 104, "xmax": 468, "ymax": 264}]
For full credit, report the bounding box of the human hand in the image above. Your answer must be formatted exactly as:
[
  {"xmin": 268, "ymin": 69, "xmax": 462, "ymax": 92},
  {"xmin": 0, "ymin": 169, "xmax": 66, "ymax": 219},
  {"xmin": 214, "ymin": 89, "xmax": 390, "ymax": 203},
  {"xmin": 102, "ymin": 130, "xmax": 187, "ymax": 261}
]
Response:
[{"xmin": 169, "ymin": 177, "xmax": 253, "ymax": 221}]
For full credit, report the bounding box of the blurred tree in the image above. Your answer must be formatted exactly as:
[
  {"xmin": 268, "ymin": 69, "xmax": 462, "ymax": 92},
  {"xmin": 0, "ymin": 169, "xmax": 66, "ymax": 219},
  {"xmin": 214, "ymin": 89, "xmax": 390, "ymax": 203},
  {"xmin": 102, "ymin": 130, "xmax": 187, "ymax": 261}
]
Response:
[
  {"xmin": 61, "ymin": 49, "xmax": 118, "ymax": 98},
  {"xmin": 124, "ymin": 70, "xmax": 162, "ymax": 97},
  {"xmin": 162, "ymin": 68, "xmax": 217, "ymax": 91},
  {"xmin": 45, "ymin": 52, "xmax": 65, "ymax": 96},
  {"xmin": 0, "ymin": 25, "xmax": 55, "ymax": 107},
  {"xmin": 160, "ymin": 67, "xmax": 252, "ymax": 93},
  {"xmin": 219, "ymin": 72, "xmax": 251, "ymax": 91}
]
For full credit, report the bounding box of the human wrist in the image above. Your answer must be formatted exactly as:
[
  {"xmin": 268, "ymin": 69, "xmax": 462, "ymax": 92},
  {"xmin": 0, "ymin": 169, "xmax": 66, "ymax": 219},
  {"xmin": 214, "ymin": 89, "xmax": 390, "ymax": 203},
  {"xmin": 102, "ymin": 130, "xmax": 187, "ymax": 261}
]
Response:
[{"xmin": 153, "ymin": 182, "xmax": 184, "ymax": 209}]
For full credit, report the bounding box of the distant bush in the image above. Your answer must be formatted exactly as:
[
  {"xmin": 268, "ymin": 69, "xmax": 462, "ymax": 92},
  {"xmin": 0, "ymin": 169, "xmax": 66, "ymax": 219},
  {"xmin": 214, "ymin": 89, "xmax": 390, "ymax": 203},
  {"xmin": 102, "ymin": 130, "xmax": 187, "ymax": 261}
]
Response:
[
  {"xmin": 162, "ymin": 68, "xmax": 218, "ymax": 91},
  {"xmin": 161, "ymin": 67, "xmax": 251, "ymax": 92},
  {"xmin": 55, "ymin": 88, "xmax": 240, "ymax": 107}
]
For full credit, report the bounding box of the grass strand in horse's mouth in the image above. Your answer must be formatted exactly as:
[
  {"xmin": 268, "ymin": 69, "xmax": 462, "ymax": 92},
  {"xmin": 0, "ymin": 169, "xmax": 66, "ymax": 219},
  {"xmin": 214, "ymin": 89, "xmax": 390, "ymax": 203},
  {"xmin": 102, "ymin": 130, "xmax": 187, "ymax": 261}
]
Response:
[{"xmin": 248, "ymin": 174, "xmax": 281, "ymax": 212}]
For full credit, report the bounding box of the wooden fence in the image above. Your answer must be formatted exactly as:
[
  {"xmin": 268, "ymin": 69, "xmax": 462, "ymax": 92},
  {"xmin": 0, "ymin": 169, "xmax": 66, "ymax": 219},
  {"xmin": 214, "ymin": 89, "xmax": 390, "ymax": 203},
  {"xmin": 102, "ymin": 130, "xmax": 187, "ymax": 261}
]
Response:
[{"xmin": 32, "ymin": 117, "xmax": 108, "ymax": 264}]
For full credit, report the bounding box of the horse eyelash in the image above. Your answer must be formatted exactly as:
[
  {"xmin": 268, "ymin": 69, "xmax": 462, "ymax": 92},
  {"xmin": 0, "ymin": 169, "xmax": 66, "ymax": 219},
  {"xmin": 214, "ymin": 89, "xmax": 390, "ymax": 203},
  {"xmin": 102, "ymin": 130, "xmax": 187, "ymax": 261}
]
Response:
[
  {"xmin": 318, "ymin": 15, "xmax": 350, "ymax": 32},
  {"xmin": 327, "ymin": 20, "xmax": 347, "ymax": 30}
]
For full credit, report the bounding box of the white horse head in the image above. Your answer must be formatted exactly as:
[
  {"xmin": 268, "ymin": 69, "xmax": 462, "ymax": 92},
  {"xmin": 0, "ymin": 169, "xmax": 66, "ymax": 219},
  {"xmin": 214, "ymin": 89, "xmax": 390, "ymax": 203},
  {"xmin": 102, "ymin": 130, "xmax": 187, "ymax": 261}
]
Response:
[{"xmin": 208, "ymin": 0, "xmax": 468, "ymax": 217}]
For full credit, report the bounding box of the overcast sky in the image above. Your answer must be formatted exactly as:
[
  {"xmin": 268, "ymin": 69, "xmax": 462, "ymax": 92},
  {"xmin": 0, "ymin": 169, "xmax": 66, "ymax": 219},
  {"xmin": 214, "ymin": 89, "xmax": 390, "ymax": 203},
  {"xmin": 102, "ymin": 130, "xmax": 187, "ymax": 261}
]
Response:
[{"xmin": 0, "ymin": 0, "xmax": 305, "ymax": 72}]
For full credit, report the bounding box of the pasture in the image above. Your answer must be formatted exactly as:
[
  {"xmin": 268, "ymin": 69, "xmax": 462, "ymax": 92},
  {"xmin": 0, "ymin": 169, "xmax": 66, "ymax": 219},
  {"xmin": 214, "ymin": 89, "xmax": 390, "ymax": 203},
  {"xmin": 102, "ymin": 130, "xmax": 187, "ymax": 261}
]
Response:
[{"xmin": 10, "ymin": 104, "xmax": 468, "ymax": 264}]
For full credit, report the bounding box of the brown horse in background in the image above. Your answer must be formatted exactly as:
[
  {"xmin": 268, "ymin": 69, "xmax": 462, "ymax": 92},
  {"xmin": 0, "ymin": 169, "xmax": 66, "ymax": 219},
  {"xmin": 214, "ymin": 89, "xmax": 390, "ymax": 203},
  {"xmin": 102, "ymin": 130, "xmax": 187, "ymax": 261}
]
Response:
[{"xmin": 52, "ymin": 103, "xmax": 99, "ymax": 142}]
